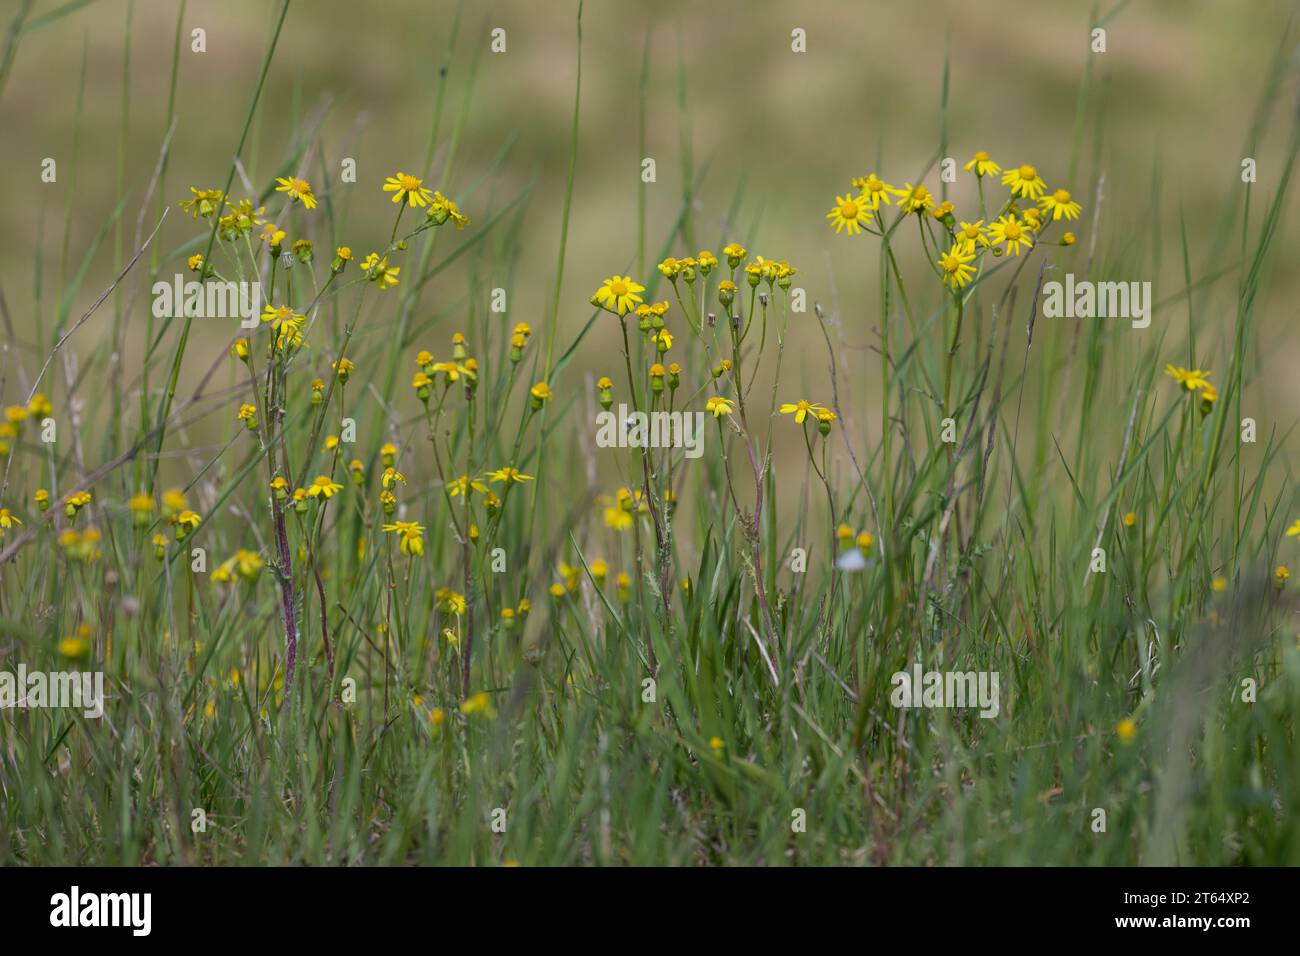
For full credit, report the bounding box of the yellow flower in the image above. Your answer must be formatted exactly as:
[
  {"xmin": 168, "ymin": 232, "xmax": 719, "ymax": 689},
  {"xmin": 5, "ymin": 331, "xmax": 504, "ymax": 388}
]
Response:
[
  {"xmin": 307, "ymin": 476, "xmax": 343, "ymax": 499},
  {"xmin": 836, "ymin": 523, "xmax": 853, "ymax": 545},
  {"xmin": 779, "ymin": 399, "xmax": 823, "ymax": 424},
  {"xmin": 848, "ymin": 173, "xmax": 900, "ymax": 210},
  {"xmin": 594, "ymin": 275, "xmax": 645, "ymax": 316},
  {"xmin": 589, "ymin": 558, "xmax": 608, "ymax": 583},
  {"xmin": 179, "ymin": 186, "xmax": 225, "ymax": 219},
  {"xmin": 428, "ymin": 191, "xmax": 470, "ymax": 229},
  {"xmin": 987, "ymin": 215, "xmax": 1034, "ymax": 257},
  {"xmin": 653, "ymin": 328, "xmax": 673, "ymax": 352},
  {"xmin": 1163, "ymin": 365, "xmax": 1211, "ymax": 392},
  {"xmin": 187, "ymin": 253, "xmax": 204, "ymax": 273},
  {"xmin": 438, "ymin": 587, "xmax": 467, "ymax": 615},
  {"xmin": 603, "ymin": 501, "xmax": 633, "ymax": 531},
  {"xmin": 856, "ymin": 531, "xmax": 874, "ymax": 554},
  {"xmin": 448, "ymin": 474, "xmax": 489, "ymax": 497},
  {"xmin": 1122, "ymin": 511, "xmax": 1137, "ymax": 527},
  {"xmin": 275, "ymin": 176, "xmax": 318, "ymax": 209},
  {"xmin": 1276, "ymin": 565, "xmax": 1291, "ymax": 585},
  {"xmin": 460, "ymin": 691, "xmax": 494, "ymax": 716},
  {"xmin": 826, "ymin": 194, "xmax": 871, "ymax": 235},
  {"xmin": 261, "ymin": 304, "xmax": 304, "ymax": 331},
  {"xmin": 937, "ymin": 243, "xmax": 976, "ymax": 290},
  {"xmin": 896, "ymin": 183, "xmax": 935, "ymax": 215},
  {"xmin": 233, "ymin": 549, "xmax": 263, "ymax": 582},
  {"xmin": 1116, "ymin": 718, "xmax": 1137, "ymax": 744},
  {"xmin": 708, "ymin": 736, "xmax": 725, "ymax": 756},
  {"xmin": 382, "ymin": 520, "xmax": 426, "ymax": 556},
  {"xmin": 365, "ymin": 255, "xmax": 400, "ymax": 289},
  {"xmin": 128, "ymin": 493, "xmax": 153, "ymax": 525},
  {"xmin": 0, "ymin": 507, "xmax": 21, "ymax": 532},
  {"xmin": 1286, "ymin": 519, "xmax": 1300, "ymax": 538},
  {"xmin": 58, "ymin": 630, "xmax": 91, "ymax": 659},
  {"xmin": 530, "ymin": 381, "xmax": 553, "ymax": 405},
  {"xmin": 1211, "ymin": 576, "xmax": 1228, "ymax": 592},
  {"xmin": 487, "ymin": 467, "xmax": 533, "ymax": 485},
  {"xmin": 963, "ymin": 150, "xmax": 1002, "ymax": 178},
  {"xmin": 175, "ymin": 510, "xmax": 201, "ymax": 540},
  {"xmin": 260, "ymin": 221, "xmax": 286, "ymax": 247},
  {"xmin": 1001, "ymin": 164, "xmax": 1047, "ymax": 199},
  {"xmin": 1039, "ymin": 188, "xmax": 1082, "ymax": 221},
  {"xmin": 161, "ymin": 488, "xmax": 186, "ymax": 516},
  {"xmin": 383, "ymin": 171, "xmax": 434, "ymax": 207},
  {"xmin": 956, "ymin": 220, "xmax": 989, "ymax": 254},
  {"xmin": 237, "ymin": 404, "xmax": 257, "ymax": 428},
  {"xmin": 705, "ymin": 396, "xmax": 734, "ymax": 418},
  {"xmin": 28, "ymin": 393, "xmax": 53, "ymax": 417}
]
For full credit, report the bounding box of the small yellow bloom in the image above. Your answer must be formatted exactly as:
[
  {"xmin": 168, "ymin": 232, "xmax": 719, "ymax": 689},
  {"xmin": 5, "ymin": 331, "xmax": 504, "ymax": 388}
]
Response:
[
  {"xmin": 848, "ymin": 173, "xmax": 900, "ymax": 210},
  {"xmin": 779, "ymin": 399, "xmax": 823, "ymax": 424},
  {"xmin": 594, "ymin": 275, "xmax": 646, "ymax": 316},
  {"xmin": 1001, "ymin": 164, "xmax": 1047, "ymax": 200},
  {"xmin": 705, "ymin": 396, "xmax": 734, "ymax": 419},
  {"xmin": 382, "ymin": 520, "xmax": 425, "ymax": 556},
  {"xmin": 987, "ymin": 215, "xmax": 1033, "ymax": 256},
  {"xmin": 1039, "ymin": 188, "xmax": 1082, "ymax": 221},
  {"xmin": 937, "ymin": 243, "xmax": 976, "ymax": 290},
  {"xmin": 826, "ymin": 194, "xmax": 871, "ymax": 235},
  {"xmin": 275, "ymin": 176, "xmax": 318, "ymax": 209},
  {"xmin": 895, "ymin": 183, "xmax": 935, "ymax": 215},
  {"xmin": 1116, "ymin": 718, "xmax": 1137, "ymax": 744},
  {"xmin": 307, "ymin": 476, "xmax": 343, "ymax": 499},
  {"xmin": 487, "ymin": 467, "xmax": 533, "ymax": 485},
  {"xmin": 460, "ymin": 691, "xmax": 494, "ymax": 716},
  {"xmin": 963, "ymin": 150, "xmax": 1002, "ymax": 178},
  {"xmin": 1122, "ymin": 512, "xmax": 1137, "ymax": 528},
  {"xmin": 175, "ymin": 509, "xmax": 201, "ymax": 540},
  {"xmin": 383, "ymin": 171, "xmax": 434, "ymax": 207}
]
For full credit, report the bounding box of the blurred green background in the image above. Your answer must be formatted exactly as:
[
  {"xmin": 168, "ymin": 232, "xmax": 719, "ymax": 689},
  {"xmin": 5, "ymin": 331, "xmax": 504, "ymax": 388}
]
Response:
[{"xmin": 2, "ymin": 0, "xmax": 1298, "ymax": 472}]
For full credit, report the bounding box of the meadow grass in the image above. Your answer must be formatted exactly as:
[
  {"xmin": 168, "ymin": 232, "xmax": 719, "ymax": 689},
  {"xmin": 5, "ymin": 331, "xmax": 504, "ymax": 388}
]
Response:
[{"xmin": 1, "ymin": 0, "xmax": 1299, "ymax": 866}]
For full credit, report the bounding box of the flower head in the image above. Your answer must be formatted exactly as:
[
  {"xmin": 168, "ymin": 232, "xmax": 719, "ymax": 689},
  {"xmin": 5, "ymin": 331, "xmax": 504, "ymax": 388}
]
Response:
[
  {"xmin": 705, "ymin": 396, "xmax": 735, "ymax": 419},
  {"xmin": 963, "ymin": 150, "xmax": 1002, "ymax": 178},
  {"xmin": 382, "ymin": 520, "xmax": 426, "ymax": 556},
  {"xmin": 594, "ymin": 275, "xmax": 645, "ymax": 316},
  {"xmin": 987, "ymin": 215, "xmax": 1033, "ymax": 257},
  {"xmin": 275, "ymin": 176, "xmax": 318, "ymax": 209},
  {"xmin": 383, "ymin": 171, "xmax": 434, "ymax": 207},
  {"xmin": 1001, "ymin": 164, "xmax": 1047, "ymax": 200},
  {"xmin": 1039, "ymin": 188, "xmax": 1082, "ymax": 221},
  {"xmin": 826, "ymin": 194, "xmax": 871, "ymax": 235},
  {"xmin": 779, "ymin": 399, "xmax": 824, "ymax": 425},
  {"xmin": 307, "ymin": 476, "xmax": 344, "ymax": 499}
]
